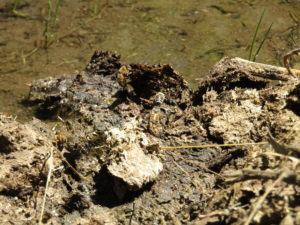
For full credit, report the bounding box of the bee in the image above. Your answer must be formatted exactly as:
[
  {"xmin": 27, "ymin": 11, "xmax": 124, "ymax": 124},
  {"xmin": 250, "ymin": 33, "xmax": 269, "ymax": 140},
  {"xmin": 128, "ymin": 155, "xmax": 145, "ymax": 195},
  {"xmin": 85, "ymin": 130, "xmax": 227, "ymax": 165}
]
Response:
[
  {"xmin": 116, "ymin": 66, "xmax": 130, "ymax": 88},
  {"xmin": 116, "ymin": 65, "xmax": 136, "ymax": 98},
  {"xmin": 55, "ymin": 132, "xmax": 67, "ymax": 148},
  {"xmin": 149, "ymin": 107, "xmax": 160, "ymax": 122},
  {"xmin": 153, "ymin": 92, "xmax": 165, "ymax": 105},
  {"xmin": 148, "ymin": 107, "xmax": 162, "ymax": 136}
]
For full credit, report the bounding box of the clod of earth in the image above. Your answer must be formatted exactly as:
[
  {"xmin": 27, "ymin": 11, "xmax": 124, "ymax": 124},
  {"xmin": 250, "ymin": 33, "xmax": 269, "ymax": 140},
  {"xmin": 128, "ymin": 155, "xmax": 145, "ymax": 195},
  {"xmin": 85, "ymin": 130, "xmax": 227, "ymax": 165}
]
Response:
[{"xmin": 0, "ymin": 51, "xmax": 299, "ymax": 224}]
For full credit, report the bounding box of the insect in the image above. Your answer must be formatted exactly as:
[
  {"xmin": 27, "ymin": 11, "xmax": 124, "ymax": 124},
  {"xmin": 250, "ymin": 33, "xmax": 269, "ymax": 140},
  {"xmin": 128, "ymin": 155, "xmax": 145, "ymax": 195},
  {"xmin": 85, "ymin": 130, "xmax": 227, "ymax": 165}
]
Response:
[
  {"xmin": 116, "ymin": 65, "xmax": 130, "ymax": 88},
  {"xmin": 153, "ymin": 92, "xmax": 165, "ymax": 105},
  {"xmin": 116, "ymin": 65, "xmax": 136, "ymax": 97},
  {"xmin": 55, "ymin": 132, "xmax": 67, "ymax": 148},
  {"xmin": 148, "ymin": 106, "xmax": 162, "ymax": 136}
]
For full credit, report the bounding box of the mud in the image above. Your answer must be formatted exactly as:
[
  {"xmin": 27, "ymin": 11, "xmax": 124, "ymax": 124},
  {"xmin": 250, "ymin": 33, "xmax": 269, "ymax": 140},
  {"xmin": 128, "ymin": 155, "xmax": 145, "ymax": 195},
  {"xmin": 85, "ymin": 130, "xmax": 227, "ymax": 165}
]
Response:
[{"xmin": 1, "ymin": 51, "xmax": 300, "ymax": 224}]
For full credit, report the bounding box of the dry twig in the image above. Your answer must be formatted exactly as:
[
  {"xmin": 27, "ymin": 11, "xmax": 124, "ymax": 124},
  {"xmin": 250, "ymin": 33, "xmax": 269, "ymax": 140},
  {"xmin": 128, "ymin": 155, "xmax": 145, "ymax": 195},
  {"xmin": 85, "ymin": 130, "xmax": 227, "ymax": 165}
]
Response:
[
  {"xmin": 198, "ymin": 209, "xmax": 230, "ymax": 219},
  {"xmin": 268, "ymin": 132, "xmax": 300, "ymax": 157},
  {"xmin": 244, "ymin": 172, "xmax": 286, "ymax": 225},
  {"xmin": 38, "ymin": 147, "xmax": 54, "ymax": 225},
  {"xmin": 283, "ymin": 48, "xmax": 300, "ymax": 77},
  {"xmin": 225, "ymin": 169, "xmax": 300, "ymax": 186},
  {"xmin": 55, "ymin": 148, "xmax": 88, "ymax": 181},
  {"xmin": 169, "ymin": 151, "xmax": 225, "ymax": 180},
  {"xmin": 160, "ymin": 142, "xmax": 267, "ymax": 150},
  {"xmin": 261, "ymin": 152, "xmax": 299, "ymax": 165}
]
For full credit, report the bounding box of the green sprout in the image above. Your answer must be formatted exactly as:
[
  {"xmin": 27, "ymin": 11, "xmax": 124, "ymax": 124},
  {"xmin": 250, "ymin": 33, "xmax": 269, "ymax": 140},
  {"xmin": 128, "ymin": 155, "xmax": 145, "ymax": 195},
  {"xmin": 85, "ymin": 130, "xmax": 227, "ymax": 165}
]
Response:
[
  {"xmin": 43, "ymin": 0, "xmax": 63, "ymax": 49},
  {"xmin": 248, "ymin": 10, "xmax": 273, "ymax": 62}
]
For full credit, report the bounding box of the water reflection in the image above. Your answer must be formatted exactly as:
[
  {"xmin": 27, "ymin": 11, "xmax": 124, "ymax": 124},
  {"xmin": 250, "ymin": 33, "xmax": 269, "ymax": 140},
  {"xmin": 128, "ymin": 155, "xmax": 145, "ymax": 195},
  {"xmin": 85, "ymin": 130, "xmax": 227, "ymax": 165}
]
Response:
[{"xmin": 0, "ymin": 0, "xmax": 299, "ymax": 120}]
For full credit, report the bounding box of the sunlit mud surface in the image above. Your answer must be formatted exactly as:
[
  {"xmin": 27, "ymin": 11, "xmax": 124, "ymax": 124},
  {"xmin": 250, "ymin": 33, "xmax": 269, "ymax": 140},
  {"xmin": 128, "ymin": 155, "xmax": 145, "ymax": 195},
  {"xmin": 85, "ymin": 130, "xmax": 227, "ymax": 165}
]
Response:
[
  {"xmin": 1, "ymin": 49, "xmax": 300, "ymax": 224},
  {"xmin": 0, "ymin": 0, "xmax": 300, "ymax": 121}
]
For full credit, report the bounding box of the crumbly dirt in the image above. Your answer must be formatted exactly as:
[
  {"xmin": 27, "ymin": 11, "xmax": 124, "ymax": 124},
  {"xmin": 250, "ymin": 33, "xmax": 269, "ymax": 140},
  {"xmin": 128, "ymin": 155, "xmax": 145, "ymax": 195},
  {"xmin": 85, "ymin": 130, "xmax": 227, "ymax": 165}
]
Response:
[{"xmin": 0, "ymin": 51, "xmax": 300, "ymax": 225}]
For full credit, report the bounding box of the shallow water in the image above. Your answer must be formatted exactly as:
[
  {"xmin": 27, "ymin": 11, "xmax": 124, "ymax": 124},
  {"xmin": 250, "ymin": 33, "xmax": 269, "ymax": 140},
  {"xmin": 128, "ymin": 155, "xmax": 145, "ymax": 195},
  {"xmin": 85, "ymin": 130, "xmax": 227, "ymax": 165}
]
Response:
[{"xmin": 0, "ymin": 0, "xmax": 299, "ymax": 121}]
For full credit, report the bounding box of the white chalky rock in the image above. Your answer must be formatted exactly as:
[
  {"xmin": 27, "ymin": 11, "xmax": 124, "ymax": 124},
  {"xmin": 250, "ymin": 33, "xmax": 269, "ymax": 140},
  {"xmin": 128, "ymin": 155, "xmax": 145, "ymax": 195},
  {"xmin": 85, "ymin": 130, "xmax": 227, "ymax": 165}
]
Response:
[{"xmin": 105, "ymin": 120, "xmax": 163, "ymax": 189}]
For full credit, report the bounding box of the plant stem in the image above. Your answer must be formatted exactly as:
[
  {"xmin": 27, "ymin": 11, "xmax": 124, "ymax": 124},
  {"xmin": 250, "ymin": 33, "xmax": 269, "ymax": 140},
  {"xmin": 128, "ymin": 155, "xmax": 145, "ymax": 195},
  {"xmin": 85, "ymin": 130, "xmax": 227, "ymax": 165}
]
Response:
[
  {"xmin": 44, "ymin": 0, "xmax": 62, "ymax": 49},
  {"xmin": 249, "ymin": 10, "xmax": 265, "ymax": 61},
  {"xmin": 253, "ymin": 22, "xmax": 273, "ymax": 62}
]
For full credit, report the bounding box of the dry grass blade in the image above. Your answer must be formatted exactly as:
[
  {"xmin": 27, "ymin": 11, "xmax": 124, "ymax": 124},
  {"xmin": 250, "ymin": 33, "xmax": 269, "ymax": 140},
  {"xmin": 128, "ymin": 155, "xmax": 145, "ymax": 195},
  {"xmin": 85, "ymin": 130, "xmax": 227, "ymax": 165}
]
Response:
[
  {"xmin": 225, "ymin": 169, "xmax": 300, "ymax": 186},
  {"xmin": 261, "ymin": 152, "xmax": 299, "ymax": 165},
  {"xmin": 38, "ymin": 147, "xmax": 53, "ymax": 225},
  {"xmin": 160, "ymin": 142, "xmax": 267, "ymax": 150},
  {"xmin": 244, "ymin": 172, "xmax": 286, "ymax": 225},
  {"xmin": 268, "ymin": 132, "xmax": 300, "ymax": 157}
]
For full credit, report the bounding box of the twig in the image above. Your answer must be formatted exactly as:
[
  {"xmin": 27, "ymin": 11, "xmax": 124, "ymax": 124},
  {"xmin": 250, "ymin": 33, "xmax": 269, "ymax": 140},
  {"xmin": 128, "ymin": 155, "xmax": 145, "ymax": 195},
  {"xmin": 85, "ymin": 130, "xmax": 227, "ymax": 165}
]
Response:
[
  {"xmin": 55, "ymin": 148, "xmax": 88, "ymax": 181},
  {"xmin": 128, "ymin": 202, "xmax": 135, "ymax": 225},
  {"xmin": 225, "ymin": 169, "xmax": 300, "ymax": 186},
  {"xmin": 261, "ymin": 152, "xmax": 299, "ymax": 164},
  {"xmin": 51, "ymin": 121, "xmax": 88, "ymax": 181},
  {"xmin": 171, "ymin": 157, "xmax": 190, "ymax": 177},
  {"xmin": 169, "ymin": 151, "xmax": 225, "ymax": 180},
  {"xmin": 168, "ymin": 152, "xmax": 202, "ymax": 188},
  {"xmin": 38, "ymin": 147, "xmax": 54, "ymax": 225},
  {"xmin": 197, "ymin": 203, "xmax": 247, "ymax": 219},
  {"xmin": 283, "ymin": 48, "xmax": 300, "ymax": 77},
  {"xmin": 268, "ymin": 132, "xmax": 300, "ymax": 157},
  {"xmin": 244, "ymin": 172, "xmax": 286, "ymax": 225},
  {"xmin": 21, "ymin": 46, "xmax": 40, "ymax": 65},
  {"xmin": 208, "ymin": 57, "xmax": 300, "ymax": 85},
  {"xmin": 160, "ymin": 142, "xmax": 267, "ymax": 150},
  {"xmin": 198, "ymin": 209, "xmax": 229, "ymax": 219},
  {"xmin": 289, "ymin": 11, "xmax": 300, "ymax": 24},
  {"xmin": 12, "ymin": 0, "xmax": 28, "ymax": 18}
]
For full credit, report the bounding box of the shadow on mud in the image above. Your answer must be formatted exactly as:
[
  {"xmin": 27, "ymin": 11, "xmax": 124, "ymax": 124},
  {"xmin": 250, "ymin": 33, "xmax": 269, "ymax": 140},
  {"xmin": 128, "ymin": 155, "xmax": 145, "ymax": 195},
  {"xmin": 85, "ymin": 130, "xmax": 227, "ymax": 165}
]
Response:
[{"xmin": 92, "ymin": 166, "xmax": 153, "ymax": 208}]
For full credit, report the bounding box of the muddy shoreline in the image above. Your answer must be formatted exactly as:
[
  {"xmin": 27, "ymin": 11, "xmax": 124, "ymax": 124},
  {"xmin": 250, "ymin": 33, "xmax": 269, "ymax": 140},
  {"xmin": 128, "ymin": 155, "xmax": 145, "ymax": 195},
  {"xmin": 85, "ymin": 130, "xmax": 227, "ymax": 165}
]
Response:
[
  {"xmin": 1, "ymin": 0, "xmax": 300, "ymax": 121},
  {"xmin": 0, "ymin": 51, "xmax": 300, "ymax": 224}
]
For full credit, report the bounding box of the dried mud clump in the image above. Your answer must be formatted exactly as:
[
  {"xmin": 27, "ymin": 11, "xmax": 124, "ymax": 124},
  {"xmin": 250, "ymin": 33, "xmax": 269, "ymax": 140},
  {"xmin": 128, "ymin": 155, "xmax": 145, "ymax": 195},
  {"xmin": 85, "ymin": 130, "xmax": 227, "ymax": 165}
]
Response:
[
  {"xmin": 194, "ymin": 57, "xmax": 300, "ymax": 144},
  {"xmin": 0, "ymin": 115, "xmax": 56, "ymax": 224},
  {"xmin": 191, "ymin": 57, "xmax": 300, "ymax": 225},
  {"xmin": 85, "ymin": 50, "xmax": 122, "ymax": 76},
  {"xmin": 1, "ymin": 51, "xmax": 300, "ymax": 224},
  {"xmin": 121, "ymin": 63, "xmax": 192, "ymax": 108},
  {"xmin": 0, "ymin": 115, "xmax": 51, "ymax": 194},
  {"xmin": 0, "ymin": 114, "xmax": 120, "ymax": 224}
]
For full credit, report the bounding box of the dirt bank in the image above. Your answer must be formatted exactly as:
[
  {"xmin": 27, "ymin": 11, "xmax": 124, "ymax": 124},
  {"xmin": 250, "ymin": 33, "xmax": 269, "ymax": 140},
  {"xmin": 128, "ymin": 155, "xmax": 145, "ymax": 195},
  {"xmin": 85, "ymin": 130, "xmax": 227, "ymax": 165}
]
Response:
[{"xmin": 0, "ymin": 51, "xmax": 300, "ymax": 224}]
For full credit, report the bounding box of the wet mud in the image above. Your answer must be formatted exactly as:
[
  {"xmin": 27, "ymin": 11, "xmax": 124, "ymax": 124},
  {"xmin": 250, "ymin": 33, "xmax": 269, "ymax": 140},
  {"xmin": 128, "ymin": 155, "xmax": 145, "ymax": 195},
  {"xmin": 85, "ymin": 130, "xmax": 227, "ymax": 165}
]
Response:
[{"xmin": 1, "ymin": 51, "xmax": 300, "ymax": 224}]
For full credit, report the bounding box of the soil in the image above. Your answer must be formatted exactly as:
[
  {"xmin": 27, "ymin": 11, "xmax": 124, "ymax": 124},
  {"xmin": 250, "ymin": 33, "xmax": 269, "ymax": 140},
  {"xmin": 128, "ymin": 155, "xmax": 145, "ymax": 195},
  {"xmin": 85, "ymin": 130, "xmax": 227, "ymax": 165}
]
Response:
[
  {"xmin": 1, "ymin": 1, "xmax": 300, "ymax": 224},
  {"xmin": 0, "ymin": 50, "xmax": 300, "ymax": 224}
]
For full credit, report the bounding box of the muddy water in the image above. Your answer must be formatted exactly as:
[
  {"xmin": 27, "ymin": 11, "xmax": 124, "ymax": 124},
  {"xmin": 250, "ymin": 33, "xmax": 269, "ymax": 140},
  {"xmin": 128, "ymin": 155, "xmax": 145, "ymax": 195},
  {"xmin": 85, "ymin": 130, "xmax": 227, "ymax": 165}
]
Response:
[{"xmin": 0, "ymin": 0, "xmax": 300, "ymax": 121}]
